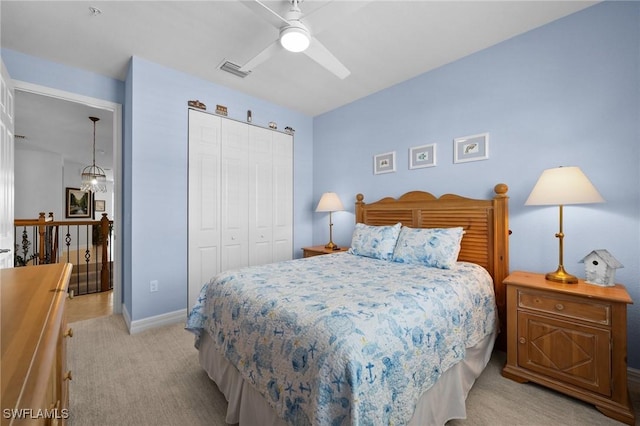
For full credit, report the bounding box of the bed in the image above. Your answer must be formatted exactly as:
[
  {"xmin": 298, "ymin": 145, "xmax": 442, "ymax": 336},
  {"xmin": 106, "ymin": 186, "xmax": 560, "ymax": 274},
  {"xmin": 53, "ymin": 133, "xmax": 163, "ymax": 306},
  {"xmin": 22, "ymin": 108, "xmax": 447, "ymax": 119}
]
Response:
[{"xmin": 186, "ymin": 184, "xmax": 510, "ymax": 425}]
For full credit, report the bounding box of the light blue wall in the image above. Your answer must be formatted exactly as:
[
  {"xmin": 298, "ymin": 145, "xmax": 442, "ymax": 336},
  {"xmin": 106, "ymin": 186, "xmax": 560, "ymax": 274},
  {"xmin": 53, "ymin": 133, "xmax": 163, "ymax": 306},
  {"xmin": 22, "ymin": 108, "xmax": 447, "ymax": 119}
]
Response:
[
  {"xmin": 125, "ymin": 57, "xmax": 314, "ymax": 320},
  {"xmin": 0, "ymin": 49, "xmax": 124, "ymax": 105},
  {"xmin": 123, "ymin": 62, "xmax": 134, "ymax": 318},
  {"xmin": 313, "ymin": 2, "xmax": 640, "ymax": 368}
]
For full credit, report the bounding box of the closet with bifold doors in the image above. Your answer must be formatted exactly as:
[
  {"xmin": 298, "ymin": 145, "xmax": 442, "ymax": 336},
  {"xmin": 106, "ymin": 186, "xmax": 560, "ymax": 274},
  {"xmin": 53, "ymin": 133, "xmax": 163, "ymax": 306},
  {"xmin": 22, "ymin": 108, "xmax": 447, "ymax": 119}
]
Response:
[{"xmin": 187, "ymin": 108, "xmax": 293, "ymax": 308}]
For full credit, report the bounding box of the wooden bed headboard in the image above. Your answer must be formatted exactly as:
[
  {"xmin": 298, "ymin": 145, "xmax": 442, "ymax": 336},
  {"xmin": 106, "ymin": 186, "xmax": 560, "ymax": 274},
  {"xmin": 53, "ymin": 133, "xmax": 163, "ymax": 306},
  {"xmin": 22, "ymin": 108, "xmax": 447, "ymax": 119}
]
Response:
[{"xmin": 355, "ymin": 183, "xmax": 510, "ymax": 347}]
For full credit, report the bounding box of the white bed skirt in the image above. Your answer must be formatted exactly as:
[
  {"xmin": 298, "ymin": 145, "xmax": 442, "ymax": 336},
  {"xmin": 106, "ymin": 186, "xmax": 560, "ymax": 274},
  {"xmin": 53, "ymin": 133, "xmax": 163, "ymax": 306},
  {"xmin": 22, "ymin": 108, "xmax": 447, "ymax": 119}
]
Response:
[{"xmin": 198, "ymin": 327, "xmax": 496, "ymax": 426}]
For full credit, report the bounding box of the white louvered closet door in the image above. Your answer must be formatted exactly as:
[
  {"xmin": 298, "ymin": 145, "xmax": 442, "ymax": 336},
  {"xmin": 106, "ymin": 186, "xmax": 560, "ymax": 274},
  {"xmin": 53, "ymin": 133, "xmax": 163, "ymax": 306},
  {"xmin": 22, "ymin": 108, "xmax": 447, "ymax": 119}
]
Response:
[
  {"xmin": 188, "ymin": 110, "xmax": 293, "ymax": 309},
  {"xmin": 248, "ymin": 126, "xmax": 293, "ymax": 266},
  {"xmin": 272, "ymin": 131, "xmax": 293, "ymax": 263},
  {"xmin": 188, "ymin": 110, "xmax": 221, "ymax": 309},
  {"xmin": 248, "ymin": 125, "xmax": 274, "ymax": 266},
  {"xmin": 220, "ymin": 119, "xmax": 249, "ymax": 271}
]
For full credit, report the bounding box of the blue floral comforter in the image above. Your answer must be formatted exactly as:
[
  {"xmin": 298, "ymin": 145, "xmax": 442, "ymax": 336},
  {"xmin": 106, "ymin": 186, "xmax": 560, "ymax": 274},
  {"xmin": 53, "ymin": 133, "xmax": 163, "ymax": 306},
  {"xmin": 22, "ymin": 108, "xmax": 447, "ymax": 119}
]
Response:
[{"xmin": 186, "ymin": 252, "xmax": 497, "ymax": 425}]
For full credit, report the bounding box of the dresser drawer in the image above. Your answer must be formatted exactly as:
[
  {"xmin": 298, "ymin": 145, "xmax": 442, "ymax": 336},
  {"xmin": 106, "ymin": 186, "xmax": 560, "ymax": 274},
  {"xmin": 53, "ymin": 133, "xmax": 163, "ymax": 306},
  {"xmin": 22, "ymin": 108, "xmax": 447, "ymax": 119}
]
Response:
[{"xmin": 517, "ymin": 290, "xmax": 611, "ymax": 326}]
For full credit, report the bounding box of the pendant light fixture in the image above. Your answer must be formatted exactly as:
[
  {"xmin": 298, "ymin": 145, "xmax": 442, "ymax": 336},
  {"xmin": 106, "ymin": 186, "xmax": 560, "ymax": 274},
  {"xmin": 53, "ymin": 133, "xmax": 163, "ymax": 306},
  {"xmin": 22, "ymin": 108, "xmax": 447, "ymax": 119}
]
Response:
[{"xmin": 80, "ymin": 116, "xmax": 107, "ymax": 193}]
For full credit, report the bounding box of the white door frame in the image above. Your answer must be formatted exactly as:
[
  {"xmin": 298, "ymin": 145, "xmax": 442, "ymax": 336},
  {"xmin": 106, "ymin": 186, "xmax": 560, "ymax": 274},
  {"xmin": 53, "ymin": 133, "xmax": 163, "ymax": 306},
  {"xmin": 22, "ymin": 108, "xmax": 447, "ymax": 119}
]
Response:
[
  {"xmin": 0, "ymin": 60, "xmax": 15, "ymax": 268},
  {"xmin": 14, "ymin": 80, "xmax": 123, "ymax": 314}
]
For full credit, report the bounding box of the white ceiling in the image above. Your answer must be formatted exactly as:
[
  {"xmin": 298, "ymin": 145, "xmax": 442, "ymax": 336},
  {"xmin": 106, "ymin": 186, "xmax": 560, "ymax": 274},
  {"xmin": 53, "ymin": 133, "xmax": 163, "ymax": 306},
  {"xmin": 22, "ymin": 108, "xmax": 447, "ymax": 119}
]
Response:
[
  {"xmin": 1, "ymin": 0, "xmax": 597, "ymax": 168},
  {"xmin": 12, "ymin": 90, "xmax": 114, "ymax": 172}
]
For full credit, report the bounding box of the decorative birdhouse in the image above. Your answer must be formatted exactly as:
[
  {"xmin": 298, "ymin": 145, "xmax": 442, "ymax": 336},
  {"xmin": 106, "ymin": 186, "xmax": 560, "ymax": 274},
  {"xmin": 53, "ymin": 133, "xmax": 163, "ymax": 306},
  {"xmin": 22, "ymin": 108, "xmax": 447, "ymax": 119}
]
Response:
[{"xmin": 579, "ymin": 249, "xmax": 623, "ymax": 287}]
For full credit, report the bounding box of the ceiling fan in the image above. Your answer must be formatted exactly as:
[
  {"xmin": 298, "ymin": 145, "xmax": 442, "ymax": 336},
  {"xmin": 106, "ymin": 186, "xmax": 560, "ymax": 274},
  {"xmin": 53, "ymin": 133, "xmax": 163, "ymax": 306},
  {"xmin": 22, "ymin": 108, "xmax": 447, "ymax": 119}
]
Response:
[{"xmin": 238, "ymin": 0, "xmax": 351, "ymax": 79}]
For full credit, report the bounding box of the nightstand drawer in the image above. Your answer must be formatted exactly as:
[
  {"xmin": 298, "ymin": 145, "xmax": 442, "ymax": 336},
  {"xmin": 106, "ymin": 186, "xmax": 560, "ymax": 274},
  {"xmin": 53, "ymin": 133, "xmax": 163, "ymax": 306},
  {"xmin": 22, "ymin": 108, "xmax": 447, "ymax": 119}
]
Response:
[
  {"xmin": 518, "ymin": 290, "xmax": 611, "ymax": 325},
  {"xmin": 302, "ymin": 246, "xmax": 349, "ymax": 257}
]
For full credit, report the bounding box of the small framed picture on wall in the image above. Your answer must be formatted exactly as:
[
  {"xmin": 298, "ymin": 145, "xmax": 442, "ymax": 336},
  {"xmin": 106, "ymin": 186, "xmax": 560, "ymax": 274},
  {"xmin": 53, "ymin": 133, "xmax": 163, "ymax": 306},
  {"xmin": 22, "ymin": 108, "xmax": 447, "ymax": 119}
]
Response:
[
  {"xmin": 94, "ymin": 199, "xmax": 106, "ymax": 212},
  {"xmin": 409, "ymin": 144, "xmax": 436, "ymax": 169},
  {"xmin": 374, "ymin": 151, "xmax": 396, "ymax": 175},
  {"xmin": 454, "ymin": 133, "xmax": 489, "ymax": 163}
]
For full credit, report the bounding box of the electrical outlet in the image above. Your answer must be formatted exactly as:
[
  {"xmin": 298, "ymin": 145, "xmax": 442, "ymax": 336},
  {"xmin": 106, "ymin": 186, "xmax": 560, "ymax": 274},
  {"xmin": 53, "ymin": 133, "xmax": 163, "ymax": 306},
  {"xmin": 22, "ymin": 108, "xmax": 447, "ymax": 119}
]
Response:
[{"xmin": 150, "ymin": 280, "xmax": 159, "ymax": 292}]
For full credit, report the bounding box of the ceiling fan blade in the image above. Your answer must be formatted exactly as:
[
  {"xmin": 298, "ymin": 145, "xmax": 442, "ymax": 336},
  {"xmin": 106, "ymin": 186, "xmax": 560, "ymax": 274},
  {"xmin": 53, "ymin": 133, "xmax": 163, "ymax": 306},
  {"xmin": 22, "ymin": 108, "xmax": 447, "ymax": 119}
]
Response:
[
  {"xmin": 239, "ymin": 0, "xmax": 289, "ymax": 28},
  {"xmin": 239, "ymin": 40, "xmax": 282, "ymax": 72},
  {"xmin": 303, "ymin": 37, "xmax": 350, "ymax": 79}
]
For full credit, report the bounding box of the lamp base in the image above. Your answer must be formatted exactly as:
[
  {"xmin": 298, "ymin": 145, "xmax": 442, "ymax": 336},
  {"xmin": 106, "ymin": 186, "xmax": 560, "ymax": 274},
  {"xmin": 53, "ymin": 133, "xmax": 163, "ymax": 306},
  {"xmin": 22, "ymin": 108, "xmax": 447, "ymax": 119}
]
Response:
[
  {"xmin": 545, "ymin": 266, "xmax": 578, "ymax": 284},
  {"xmin": 324, "ymin": 241, "xmax": 340, "ymax": 250}
]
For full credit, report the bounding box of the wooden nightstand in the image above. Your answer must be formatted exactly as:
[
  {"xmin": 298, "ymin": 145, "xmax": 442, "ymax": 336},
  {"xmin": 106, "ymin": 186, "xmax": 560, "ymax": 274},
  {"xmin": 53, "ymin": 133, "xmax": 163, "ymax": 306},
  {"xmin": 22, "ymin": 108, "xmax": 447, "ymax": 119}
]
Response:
[
  {"xmin": 502, "ymin": 271, "xmax": 635, "ymax": 425},
  {"xmin": 302, "ymin": 245, "xmax": 349, "ymax": 258}
]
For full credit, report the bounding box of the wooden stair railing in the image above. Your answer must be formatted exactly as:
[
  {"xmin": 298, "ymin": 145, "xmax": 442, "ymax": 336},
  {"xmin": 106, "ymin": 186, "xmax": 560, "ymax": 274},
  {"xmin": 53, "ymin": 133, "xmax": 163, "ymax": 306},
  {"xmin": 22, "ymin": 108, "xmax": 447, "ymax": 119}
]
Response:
[
  {"xmin": 14, "ymin": 212, "xmax": 54, "ymax": 264},
  {"xmin": 14, "ymin": 212, "xmax": 113, "ymax": 293}
]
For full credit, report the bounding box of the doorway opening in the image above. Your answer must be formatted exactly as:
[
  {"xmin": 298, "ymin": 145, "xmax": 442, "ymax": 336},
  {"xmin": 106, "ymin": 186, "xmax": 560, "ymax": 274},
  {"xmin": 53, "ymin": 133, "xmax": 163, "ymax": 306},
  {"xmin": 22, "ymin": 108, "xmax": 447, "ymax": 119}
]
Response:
[{"xmin": 13, "ymin": 80, "xmax": 122, "ymax": 314}]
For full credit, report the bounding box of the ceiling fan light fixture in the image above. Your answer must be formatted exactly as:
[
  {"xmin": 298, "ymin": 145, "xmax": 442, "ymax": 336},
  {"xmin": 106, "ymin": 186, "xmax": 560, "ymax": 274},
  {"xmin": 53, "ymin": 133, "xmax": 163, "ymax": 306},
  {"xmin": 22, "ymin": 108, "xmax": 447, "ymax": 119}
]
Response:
[{"xmin": 280, "ymin": 23, "xmax": 310, "ymax": 53}]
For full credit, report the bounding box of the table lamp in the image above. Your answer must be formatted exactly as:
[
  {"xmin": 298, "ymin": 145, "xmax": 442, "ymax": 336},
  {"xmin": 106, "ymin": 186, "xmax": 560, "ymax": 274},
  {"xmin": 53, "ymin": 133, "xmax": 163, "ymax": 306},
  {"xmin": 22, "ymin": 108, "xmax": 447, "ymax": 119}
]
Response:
[
  {"xmin": 315, "ymin": 192, "xmax": 344, "ymax": 250},
  {"xmin": 525, "ymin": 166, "xmax": 604, "ymax": 283}
]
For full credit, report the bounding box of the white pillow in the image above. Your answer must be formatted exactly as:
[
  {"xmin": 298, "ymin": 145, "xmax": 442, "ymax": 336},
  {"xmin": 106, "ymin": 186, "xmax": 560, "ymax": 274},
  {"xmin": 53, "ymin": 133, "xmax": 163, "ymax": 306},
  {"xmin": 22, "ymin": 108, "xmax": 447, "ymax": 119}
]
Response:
[
  {"xmin": 347, "ymin": 222, "xmax": 402, "ymax": 261},
  {"xmin": 392, "ymin": 226, "xmax": 464, "ymax": 269}
]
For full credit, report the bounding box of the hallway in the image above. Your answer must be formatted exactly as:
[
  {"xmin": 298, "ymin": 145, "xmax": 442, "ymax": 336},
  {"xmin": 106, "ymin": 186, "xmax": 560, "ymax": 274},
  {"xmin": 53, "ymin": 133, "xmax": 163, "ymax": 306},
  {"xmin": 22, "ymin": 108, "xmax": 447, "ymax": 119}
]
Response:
[{"xmin": 67, "ymin": 290, "xmax": 113, "ymax": 323}]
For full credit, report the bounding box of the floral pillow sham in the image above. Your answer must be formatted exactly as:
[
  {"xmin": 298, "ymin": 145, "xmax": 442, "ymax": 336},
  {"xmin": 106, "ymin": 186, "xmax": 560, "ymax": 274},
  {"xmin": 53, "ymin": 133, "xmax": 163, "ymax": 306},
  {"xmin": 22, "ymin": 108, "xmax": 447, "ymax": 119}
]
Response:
[
  {"xmin": 348, "ymin": 222, "xmax": 402, "ymax": 261},
  {"xmin": 392, "ymin": 226, "xmax": 464, "ymax": 269}
]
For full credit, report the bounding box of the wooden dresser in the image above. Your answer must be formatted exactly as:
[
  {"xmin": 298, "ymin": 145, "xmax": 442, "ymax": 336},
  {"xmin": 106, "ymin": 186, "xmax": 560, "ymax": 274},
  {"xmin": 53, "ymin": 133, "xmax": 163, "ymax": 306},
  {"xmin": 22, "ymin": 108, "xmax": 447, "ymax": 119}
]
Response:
[
  {"xmin": 1, "ymin": 263, "xmax": 73, "ymax": 425},
  {"xmin": 502, "ymin": 270, "xmax": 635, "ymax": 425}
]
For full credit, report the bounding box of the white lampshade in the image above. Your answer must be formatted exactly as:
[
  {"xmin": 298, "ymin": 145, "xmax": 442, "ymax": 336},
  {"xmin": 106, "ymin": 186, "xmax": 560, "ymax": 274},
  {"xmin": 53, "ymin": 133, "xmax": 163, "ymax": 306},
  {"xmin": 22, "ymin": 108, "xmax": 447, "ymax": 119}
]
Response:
[
  {"xmin": 525, "ymin": 166, "xmax": 604, "ymax": 206},
  {"xmin": 315, "ymin": 192, "xmax": 344, "ymax": 212},
  {"xmin": 280, "ymin": 24, "xmax": 310, "ymax": 53}
]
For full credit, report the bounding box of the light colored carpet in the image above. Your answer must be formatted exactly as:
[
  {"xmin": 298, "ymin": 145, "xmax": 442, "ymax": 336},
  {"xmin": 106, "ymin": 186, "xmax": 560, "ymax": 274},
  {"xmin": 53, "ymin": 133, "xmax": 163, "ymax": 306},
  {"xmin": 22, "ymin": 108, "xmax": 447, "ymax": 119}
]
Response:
[
  {"xmin": 68, "ymin": 314, "xmax": 227, "ymax": 426},
  {"xmin": 449, "ymin": 352, "xmax": 640, "ymax": 426},
  {"xmin": 68, "ymin": 315, "xmax": 639, "ymax": 426}
]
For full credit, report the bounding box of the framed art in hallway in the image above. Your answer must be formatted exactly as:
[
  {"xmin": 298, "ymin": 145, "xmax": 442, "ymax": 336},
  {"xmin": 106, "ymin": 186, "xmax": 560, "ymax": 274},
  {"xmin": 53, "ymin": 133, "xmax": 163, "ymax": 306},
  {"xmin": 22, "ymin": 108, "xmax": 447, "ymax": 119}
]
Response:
[
  {"xmin": 454, "ymin": 133, "xmax": 489, "ymax": 163},
  {"xmin": 409, "ymin": 144, "xmax": 436, "ymax": 169},
  {"xmin": 65, "ymin": 187, "xmax": 92, "ymax": 218},
  {"xmin": 94, "ymin": 199, "xmax": 106, "ymax": 212},
  {"xmin": 374, "ymin": 151, "xmax": 396, "ymax": 175}
]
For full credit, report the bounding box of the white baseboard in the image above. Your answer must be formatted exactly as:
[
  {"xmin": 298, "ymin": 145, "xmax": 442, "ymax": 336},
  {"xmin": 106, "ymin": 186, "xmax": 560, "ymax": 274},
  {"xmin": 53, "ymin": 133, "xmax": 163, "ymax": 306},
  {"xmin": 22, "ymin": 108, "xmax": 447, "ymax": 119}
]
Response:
[
  {"xmin": 122, "ymin": 303, "xmax": 132, "ymax": 331},
  {"xmin": 126, "ymin": 308, "xmax": 187, "ymax": 334}
]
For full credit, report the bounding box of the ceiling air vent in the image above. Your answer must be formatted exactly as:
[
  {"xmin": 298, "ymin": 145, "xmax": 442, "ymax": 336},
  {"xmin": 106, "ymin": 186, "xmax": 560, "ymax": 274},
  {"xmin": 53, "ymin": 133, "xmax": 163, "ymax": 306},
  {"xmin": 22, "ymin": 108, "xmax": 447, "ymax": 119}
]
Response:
[{"xmin": 219, "ymin": 60, "xmax": 251, "ymax": 78}]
